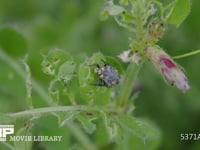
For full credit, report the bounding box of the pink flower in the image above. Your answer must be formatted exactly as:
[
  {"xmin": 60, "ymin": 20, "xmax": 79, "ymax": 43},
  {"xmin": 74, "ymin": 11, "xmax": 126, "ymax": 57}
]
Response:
[{"xmin": 146, "ymin": 46, "xmax": 190, "ymax": 92}]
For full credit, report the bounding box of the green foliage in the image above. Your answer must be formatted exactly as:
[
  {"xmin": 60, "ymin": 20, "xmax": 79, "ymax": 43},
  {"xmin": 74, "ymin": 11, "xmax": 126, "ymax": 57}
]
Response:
[
  {"xmin": 116, "ymin": 115, "xmax": 160, "ymax": 141},
  {"xmin": 103, "ymin": 0, "xmax": 191, "ymax": 51},
  {"xmin": 14, "ymin": 126, "xmax": 33, "ymax": 150},
  {"xmin": 116, "ymin": 115, "xmax": 161, "ymax": 150},
  {"xmin": 41, "ymin": 49, "xmax": 73, "ymax": 76},
  {"xmin": 77, "ymin": 113, "xmax": 97, "ymax": 134},
  {"xmin": 78, "ymin": 52, "xmax": 112, "ymax": 105},
  {"xmin": 0, "ymin": 27, "xmax": 27, "ymax": 57},
  {"xmin": 104, "ymin": 1, "xmax": 125, "ymax": 16},
  {"xmin": 23, "ymin": 56, "xmax": 33, "ymax": 108},
  {"xmin": 166, "ymin": 0, "xmax": 191, "ymax": 27},
  {"xmin": 0, "ymin": 0, "xmax": 197, "ymax": 150},
  {"xmin": 0, "ymin": 114, "xmax": 16, "ymax": 124}
]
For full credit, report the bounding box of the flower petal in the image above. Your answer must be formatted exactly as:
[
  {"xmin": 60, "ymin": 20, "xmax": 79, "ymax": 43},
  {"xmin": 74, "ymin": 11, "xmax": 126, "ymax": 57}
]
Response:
[{"xmin": 146, "ymin": 46, "xmax": 190, "ymax": 92}]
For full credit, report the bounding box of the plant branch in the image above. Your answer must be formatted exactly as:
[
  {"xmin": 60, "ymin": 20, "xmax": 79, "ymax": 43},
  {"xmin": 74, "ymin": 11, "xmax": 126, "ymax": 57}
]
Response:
[
  {"xmin": 116, "ymin": 62, "xmax": 142, "ymax": 109},
  {"xmin": 9, "ymin": 105, "xmax": 113, "ymax": 118},
  {"xmin": 173, "ymin": 49, "xmax": 200, "ymax": 59}
]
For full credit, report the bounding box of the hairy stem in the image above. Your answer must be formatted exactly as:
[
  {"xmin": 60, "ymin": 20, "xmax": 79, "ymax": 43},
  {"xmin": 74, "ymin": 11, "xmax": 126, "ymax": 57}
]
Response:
[
  {"xmin": 9, "ymin": 106, "xmax": 113, "ymax": 118},
  {"xmin": 133, "ymin": 0, "xmax": 145, "ymax": 51},
  {"xmin": 116, "ymin": 62, "xmax": 142, "ymax": 110}
]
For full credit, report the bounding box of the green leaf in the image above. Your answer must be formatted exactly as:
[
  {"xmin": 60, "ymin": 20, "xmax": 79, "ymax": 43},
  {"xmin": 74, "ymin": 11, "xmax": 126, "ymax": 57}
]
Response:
[
  {"xmin": 62, "ymin": 77, "xmax": 81, "ymax": 105},
  {"xmin": 57, "ymin": 61, "xmax": 76, "ymax": 84},
  {"xmin": 105, "ymin": 1, "xmax": 125, "ymax": 16},
  {"xmin": 125, "ymin": 132, "xmax": 161, "ymax": 150},
  {"xmin": 42, "ymin": 50, "xmax": 77, "ymax": 104},
  {"xmin": 50, "ymin": 89, "xmax": 60, "ymax": 104},
  {"xmin": 14, "ymin": 127, "xmax": 33, "ymax": 150},
  {"xmin": 52, "ymin": 111, "xmax": 79, "ymax": 127},
  {"xmin": 78, "ymin": 52, "xmax": 105, "ymax": 88},
  {"xmin": 105, "ymin": 56, "xmax": 124, "ymax": 74},
  {"xmin": 121, "ymin": 12, "xmax": 135, "ymax": 23},
  {"xmin": 77, "ymin": 113, "xmax": 97, "ymax": 134},
  {"xmin": 166, "ymin": 0, "xmax": 191, "ymax": 27},
  {"xmin": 0, "ymin": 27, "xmax": 27, "ymax": 57},
  {"xmin": 0, "ymin": 113, "xmax": 16, "ymax": 124},
  {"xmin": 41, "ymin": 49, "xmax": 73, "ymax": 76},
  {"xmin": 59, "ymin": 111, "xmax": 80, "ymax": 127},
  {"xmin": 115, "ymin": 115, "xmax": 161, "ymax": 142},
  {"xmin": 101, "ymin": 112, "xmax": 123, "ymax": 143},
  {"xmin": 120, "ymin": 0, "xmax": 129, "ymax": 6},
  {"xmin": 78, "ymin": 52, "xmax": 111, "ymax": 105},
  {"xmin": 92, "ymin": 120, "xmax": 110, "ymax": 147}
]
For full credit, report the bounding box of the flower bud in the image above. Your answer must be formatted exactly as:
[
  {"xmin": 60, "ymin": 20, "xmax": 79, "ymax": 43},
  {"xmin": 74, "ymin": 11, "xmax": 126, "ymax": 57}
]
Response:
[{"xmin": 146, "ymin": 46, "xmax": 190, "ymax": 92}]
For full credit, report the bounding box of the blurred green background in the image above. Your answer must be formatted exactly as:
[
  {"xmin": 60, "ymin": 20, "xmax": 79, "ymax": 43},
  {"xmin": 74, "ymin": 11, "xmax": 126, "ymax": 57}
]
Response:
[{"xmin": 0, "ymin": 0, "xmax": 200, "ymax": 150}]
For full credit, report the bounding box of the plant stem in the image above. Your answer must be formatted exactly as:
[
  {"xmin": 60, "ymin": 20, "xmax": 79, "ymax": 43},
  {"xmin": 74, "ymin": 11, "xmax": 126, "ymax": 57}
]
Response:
[
  {"xmin": 9, "ymin": 105, "xmax": 113, "ymax": 118},
  {"xmin": 116, "ymin": 62, "xmax": 142, "ymax": 109},
  {"xmin": 173, "ymin": 49, "xmax": 200, "ymax": 59},
  {"xmin": 134, "ymin": 0, "xmax": 145, "ymax": 51}
]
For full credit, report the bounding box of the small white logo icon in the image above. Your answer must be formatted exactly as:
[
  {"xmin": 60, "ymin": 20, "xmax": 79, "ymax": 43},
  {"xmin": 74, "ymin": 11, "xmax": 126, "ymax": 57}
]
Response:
[{"xmin": 0, "ymin": 125, "xmax": 14, "ymax": 141}]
